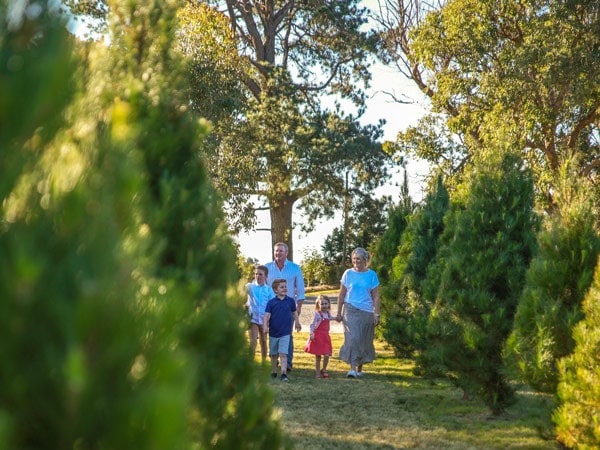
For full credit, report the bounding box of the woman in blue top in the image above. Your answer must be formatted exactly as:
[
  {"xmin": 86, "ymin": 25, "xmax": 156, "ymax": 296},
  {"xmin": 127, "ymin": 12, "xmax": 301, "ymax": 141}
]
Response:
[{"xmin": 335, "ymin": 247, "xmax": 381, "ymax": 378}]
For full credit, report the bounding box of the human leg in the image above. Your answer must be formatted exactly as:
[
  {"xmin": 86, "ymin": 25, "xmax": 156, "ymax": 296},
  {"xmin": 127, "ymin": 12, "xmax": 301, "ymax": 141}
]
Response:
[
  {"xmin": 258, "ymin": 326, "xmax": 267, "ymax": 362},
  {"xmin": 320, "ymin": 355, "xmax": 330, "ymax": 378},
  {"xmin": 287, "ymin": 333, "xmax": 294, "ymax": 370},
  {"xmin": 277, "ymin": 335, "xmax": 291, "ymax": 379},
  {"xmin": 315, "ymin": 355, "xmax": 322, "ymax": 378},
  {"xmin": 249, "ymin": 323, "xmax": 259, "ymax": 356},
  {"xmin": 269, "ymin": 336, "xmax": 279, "ymax": 377}
]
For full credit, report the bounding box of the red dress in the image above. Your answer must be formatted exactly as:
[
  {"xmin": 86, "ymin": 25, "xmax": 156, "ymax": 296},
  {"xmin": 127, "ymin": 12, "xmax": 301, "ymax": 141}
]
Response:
[{"xmin": 304, "ymin": 312, "xmax": 333, "ymax": 356}]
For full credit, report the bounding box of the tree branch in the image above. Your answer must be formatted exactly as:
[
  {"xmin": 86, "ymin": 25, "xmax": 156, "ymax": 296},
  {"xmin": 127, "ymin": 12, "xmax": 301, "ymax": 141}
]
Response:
[{"xmin": 568, "ymin": 103, "xmax": 600, "ymax": 150}]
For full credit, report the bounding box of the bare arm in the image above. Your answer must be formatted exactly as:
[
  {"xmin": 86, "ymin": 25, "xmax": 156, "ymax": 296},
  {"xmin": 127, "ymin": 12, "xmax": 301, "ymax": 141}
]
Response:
[
  {"xmin": 293, "ymin": 311, "xmax": 301, "ymax": 332},
  {"xmin": 336, "ymin": 284, "xmax": 347, "ymax": 322},
  {"xmin": 309, "ymin": 312, "xmax": 322, "ymax": 338},
  {"xmin": 372, "ymin": 286, "xmax": 381, "ymax": 326},
  {"xmin": 263, "ymin": 312, "xmax": 271, "ymax": 334}
]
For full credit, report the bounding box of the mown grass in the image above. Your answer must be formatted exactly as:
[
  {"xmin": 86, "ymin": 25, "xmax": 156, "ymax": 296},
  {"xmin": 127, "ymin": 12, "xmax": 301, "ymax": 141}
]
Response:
[{"xmin": 260, "ymin": 334, "xmax": 559, "ymax": 449}]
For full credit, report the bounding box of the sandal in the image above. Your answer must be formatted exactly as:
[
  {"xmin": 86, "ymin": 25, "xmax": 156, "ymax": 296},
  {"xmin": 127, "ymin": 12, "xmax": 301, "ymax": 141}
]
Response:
[{"xmin": 320, "ymin": 369, "xmax": 329, "ymax": 379}]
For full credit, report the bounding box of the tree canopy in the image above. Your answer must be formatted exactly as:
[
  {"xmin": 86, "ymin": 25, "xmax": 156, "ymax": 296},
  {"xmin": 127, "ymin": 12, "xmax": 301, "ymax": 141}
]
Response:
[
  {"xmin": 375, "ymin": 0, "xmax": 600, "ymax": 205},
  {"xmin": 177, "ymin": 1, "xmax": 394, "ymax": 258}
]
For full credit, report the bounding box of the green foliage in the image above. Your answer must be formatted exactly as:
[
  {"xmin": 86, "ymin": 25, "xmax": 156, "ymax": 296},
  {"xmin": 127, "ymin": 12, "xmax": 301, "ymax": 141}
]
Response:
[
  {"xmin": 1, "ymin": 1, "xmax": 285, "ymax": 448},
  {"xmin": 176, "ymin": 2, "xmax": 248, "ymax": 123},
  {"xmin": 371, "ymin": 170, "xmax": 416, "ymax": 284},
  {"xmin": 323, "ymin": 194, "xmax": 393, "ymax": 273},
  {"xmin": 1, "ymin": 5, "xmax": 190, "ymax": 447},
  {"xmin": 505, "ymin": 162, "xmax": 600, "ymax": 393},
  {"xmin": 554, "ymin": 257, "xmax": 600, "ymax": 450},
  {"xmin": 425, "ymin": 150, "xmax": 538, "ymax": 413},
  {"xmin": 381, "ymin": 176, "xmax": 449, "ymax": 363},
  {"xmin": 301, "ymin": 248, "xmax": 330, "ymax": 287},
  {"xmin": 0, "ymin": 4, "xmax": 76, "ymax": 197},
  {"xmin": 380, "ymin": 0, "xmax": 600, "ymax": 209},
  {"xmin": 177, "ymin": 1, "xmax": 393, "ymax": 256},
  {"xmin": 103, "ymin": 1, "xmax": 285, "ymax": 447}
]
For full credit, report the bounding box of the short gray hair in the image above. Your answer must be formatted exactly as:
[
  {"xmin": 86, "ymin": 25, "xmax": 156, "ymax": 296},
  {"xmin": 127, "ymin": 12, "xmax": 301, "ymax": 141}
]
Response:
[
  {"xmin": 273, "ymin": 242, "xmax": 288, "ymax": 252},
  {"xmin": 352, "ymin": 247, "xmax": 370, "ymax": 265}
]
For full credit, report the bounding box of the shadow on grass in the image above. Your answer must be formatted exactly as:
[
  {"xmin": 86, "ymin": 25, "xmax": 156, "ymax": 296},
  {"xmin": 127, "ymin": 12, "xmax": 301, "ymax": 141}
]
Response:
[{"xmin": 264, "ymin": 334, "xmax": 559, "ymax": 450}]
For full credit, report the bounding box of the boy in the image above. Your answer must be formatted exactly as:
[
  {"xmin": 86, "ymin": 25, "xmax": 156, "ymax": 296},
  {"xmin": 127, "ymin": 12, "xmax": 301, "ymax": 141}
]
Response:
[
  {"xmin": 263, "ymin": 279, "xmax": 302, "ymax": 382},
  {"xmin": 245, "ymin": 264, "xmax": 274, "ymax": 362}
]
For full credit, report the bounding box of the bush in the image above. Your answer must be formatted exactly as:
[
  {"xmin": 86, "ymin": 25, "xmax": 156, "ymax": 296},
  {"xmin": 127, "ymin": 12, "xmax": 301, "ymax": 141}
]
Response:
[
  {"xmin": 381, "ymin": 176, "xmax": 448, "ymax": 362},
  {"xmin": 0, "ymin": 2, "xmax": 286, "ymax": 448},
  {"xmin": 425, "ymin": 150, "xmax": 537, "ymax": 413},
  {"xmin": 554, "ymin": 257, "xmax": 600, "ymax": 449},
  {"xmin": 505, "ymin": 163, "xmax": 600, "ymax": 393}
]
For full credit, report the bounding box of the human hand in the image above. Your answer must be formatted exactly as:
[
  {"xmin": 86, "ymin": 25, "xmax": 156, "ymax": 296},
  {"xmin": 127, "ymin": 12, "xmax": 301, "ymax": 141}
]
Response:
[
  {"xmin": 374, "ymin": 314, "xmax": 380, "ymax": 326},
  {"xmin": 310, "ymin": 333, "xmax": 315, "ymax": 341},
  {"xmin": 295, "ymin": 322, "xmax": 302, "ymax": 332},
  {"xmin": 336, "ymin": 314, "xmax": 342, "ymax": 322}
]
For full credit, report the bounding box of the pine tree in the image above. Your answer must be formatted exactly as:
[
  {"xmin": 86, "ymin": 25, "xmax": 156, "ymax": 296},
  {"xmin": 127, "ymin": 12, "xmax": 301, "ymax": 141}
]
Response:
[
  {"xmin": 1, "ymin": 4, "xmax": 191, "ymax": 447},
  {"xmin": 0, "ymin": 1, "xmax": 286, "ymax": 448},
  {"xmin": 371, "ymin": 170, "xmax": 415, "ymax": 285},
  {"xmin": 553, "ymin": 257, "xmax": 600, "ymax": 449},
  {"xmin": 506, "ymin": 162, "xmax": 600, "ymax": 393},
  {"xmin": 102, "ymin": 1, "xmax": 286, "ymax": 447},
  {"xmin": 381, "ymin": 175, "xmax": 449, "ymax": 362},
  {"xmin": 427, "ymin": 150, "xmax": 537, "ymax": 413}
]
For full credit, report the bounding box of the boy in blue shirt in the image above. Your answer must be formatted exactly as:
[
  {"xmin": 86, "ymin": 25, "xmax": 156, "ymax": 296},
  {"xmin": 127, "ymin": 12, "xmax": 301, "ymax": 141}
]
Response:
[{"xmin": 263, "ymin": 279, "xmax": 302, "ymax": 382}]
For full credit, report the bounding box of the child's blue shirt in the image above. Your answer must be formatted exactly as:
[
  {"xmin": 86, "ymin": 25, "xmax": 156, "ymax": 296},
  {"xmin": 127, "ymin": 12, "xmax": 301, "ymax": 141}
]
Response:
[{"xmin": 265, "ymin": 295, "xmax": 296, "ymax": 337}]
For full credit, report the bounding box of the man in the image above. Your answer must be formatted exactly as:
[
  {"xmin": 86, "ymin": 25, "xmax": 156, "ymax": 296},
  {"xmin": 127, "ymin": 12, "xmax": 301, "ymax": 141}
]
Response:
[{"xmin": 265, "ymin": 242, "xmax": 305, "ymax": 371}]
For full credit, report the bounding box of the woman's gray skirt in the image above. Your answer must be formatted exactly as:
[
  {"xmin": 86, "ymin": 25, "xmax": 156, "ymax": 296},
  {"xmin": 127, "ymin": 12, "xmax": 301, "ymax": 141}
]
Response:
[{"xmin": 339, "ymin": 303, "xmax": 376, "ymax": 366}]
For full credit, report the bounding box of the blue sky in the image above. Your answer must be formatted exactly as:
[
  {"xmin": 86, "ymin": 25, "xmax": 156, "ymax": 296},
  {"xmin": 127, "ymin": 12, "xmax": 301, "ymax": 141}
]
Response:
[{"xmin": 236, "ymin": 58, "xmax": 431, "ymax": 264}]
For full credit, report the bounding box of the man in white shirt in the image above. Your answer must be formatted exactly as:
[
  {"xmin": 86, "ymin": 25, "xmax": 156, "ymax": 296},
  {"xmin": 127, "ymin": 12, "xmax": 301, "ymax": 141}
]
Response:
[{"xmin": 265, "ymin": 242, "xmax": 305, "ymax": 371}]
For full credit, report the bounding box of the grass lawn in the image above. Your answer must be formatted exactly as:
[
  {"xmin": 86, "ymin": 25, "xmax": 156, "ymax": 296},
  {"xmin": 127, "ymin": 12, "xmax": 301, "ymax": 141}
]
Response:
[{"xmin": 261, "ymin": 334, "xmax": 559, "ymax": 449}]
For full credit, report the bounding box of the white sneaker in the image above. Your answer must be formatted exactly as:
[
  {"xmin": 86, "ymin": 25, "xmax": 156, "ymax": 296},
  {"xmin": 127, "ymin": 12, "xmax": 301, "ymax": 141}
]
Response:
[
  {"xmin": 347, "ymin": 370, "xmax": 357, "ymax": 378},
  {"xmin": 356, "ymin": 371, "xmax": 364, "ymax": 377}
]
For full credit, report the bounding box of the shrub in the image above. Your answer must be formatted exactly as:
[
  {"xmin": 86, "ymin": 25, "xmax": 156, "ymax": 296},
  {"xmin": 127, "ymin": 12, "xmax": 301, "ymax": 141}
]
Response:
[
  {"xmin": 425, "ymin": 150, "xmax": 537, "ymax": 413},
  {"xmin": 554, "ymin": 257, "xmax": 600, "ymax": 449},
  {"xmin": 505, "ymin": 162, "xmax": 600, "ymax": 393}
]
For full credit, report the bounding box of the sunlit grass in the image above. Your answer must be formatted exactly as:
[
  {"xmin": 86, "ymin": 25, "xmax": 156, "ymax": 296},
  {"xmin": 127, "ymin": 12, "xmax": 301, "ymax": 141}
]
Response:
[{"xmin": 259, "ymin": 334, "xmax": 559, "ymax": 449}]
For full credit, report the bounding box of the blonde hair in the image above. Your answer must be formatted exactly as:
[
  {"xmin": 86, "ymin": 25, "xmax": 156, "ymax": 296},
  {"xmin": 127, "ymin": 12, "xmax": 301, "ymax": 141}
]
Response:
[
  {"xmin": 352, "ymin": 247, "xmax": 371, "ymax": 266},
  {"xmin": 315, "ymin": 295, "xmax": 330, "ymax": 311}
]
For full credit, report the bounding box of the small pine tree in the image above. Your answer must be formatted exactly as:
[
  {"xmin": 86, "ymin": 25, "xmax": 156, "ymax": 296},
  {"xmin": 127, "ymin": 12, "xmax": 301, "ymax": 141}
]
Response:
[
  {"xmin": 381, "ymin": 175, "xmax": 449, "ymax": 362},
  {"xmin": 505, "ymin": 162, "xmax": 600, "ymax": 393},
  {"xmin": 371, "ymin": 170, "xmax": 415, "ymax": 285},
  {"xmin": 553, "ymin": 256, "xmax": 600, "ymax": 449},
  {"xmin": 102, "ymin": 1, "xmax": 286, "ymax": 447},
  {"xmin": 0, "ymin": 1, "xmax": 286, "ymax": 448},
  {"xmin": 427, "ymin": 150, "xmax": 537, "ymax": 413}
]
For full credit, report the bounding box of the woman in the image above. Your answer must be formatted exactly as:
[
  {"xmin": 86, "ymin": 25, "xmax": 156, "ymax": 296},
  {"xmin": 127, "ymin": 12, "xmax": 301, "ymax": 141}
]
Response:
[{"xmin": 336, "ymin": 247, "xmax": 381, "ymax": 378}]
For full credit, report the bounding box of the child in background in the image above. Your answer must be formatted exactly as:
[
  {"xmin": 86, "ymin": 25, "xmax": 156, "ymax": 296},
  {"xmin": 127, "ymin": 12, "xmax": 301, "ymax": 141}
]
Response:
[
  {"xmin": 304, "ymin": 295, "xmax": 334, "ymax": 379},
  {"xmin": 264, "ymin": 279, "xmax": 302, "ymax": 382},
  {"xmin": 245, "ymin": 265, "xmax": 274, "ymax": 362}
]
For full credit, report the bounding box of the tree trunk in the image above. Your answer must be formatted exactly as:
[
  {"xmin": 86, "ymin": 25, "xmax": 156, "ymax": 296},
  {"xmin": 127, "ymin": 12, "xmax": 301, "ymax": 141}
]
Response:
[{"xmin": 269, "ymin": 194, "xmax": 295, "ymax": 260}]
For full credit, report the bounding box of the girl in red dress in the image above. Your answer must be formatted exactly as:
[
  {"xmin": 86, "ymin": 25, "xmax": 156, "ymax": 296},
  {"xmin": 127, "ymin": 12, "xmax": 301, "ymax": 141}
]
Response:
[{"xmin": 304, "ymin": 295, "xmax": 334, "ymax": 378}]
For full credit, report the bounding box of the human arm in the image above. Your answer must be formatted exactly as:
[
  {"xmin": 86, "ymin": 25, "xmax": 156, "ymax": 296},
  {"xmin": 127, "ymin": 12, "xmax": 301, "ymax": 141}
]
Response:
[
  {"xmin": 263, "ymin": 312, "xmax": 270, "ymax": 335},
  {"xmin": 293, "ymin": 311, "xmax": 301, "ymax": 332},
  {"xmin": 336, "ymin": 284, "xmax": 347, "ymax": 322},
  {"xmin": 372, "ymin": 285, "xmax": 381, "ymax": 326},
  {"xmin": 295, "ymin": 266, "xmax": 306, "ymax": 314},
  {"xmin": 309, "ymin": 312, "xmax": 322, "ymax": 339}
]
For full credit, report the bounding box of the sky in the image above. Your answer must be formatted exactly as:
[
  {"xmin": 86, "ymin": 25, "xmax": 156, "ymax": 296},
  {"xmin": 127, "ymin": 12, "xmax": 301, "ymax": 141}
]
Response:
[
  {"xmin": 62, "ymin": 0, "xmax": 431, "ymax": 264},
  {"xmin": 235, "ymin": 60, "xmax": 432, "ymax": 264}
]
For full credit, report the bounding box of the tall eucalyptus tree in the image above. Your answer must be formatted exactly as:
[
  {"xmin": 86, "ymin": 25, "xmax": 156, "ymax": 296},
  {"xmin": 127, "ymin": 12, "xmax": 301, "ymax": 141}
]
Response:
[
  {"xmin": 182, "ymin": 1, "xmax": 393, "ymax": 257},
  {"xmin": 375, "ymin": 0, "xmax": 600, "ymax": 206}
]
